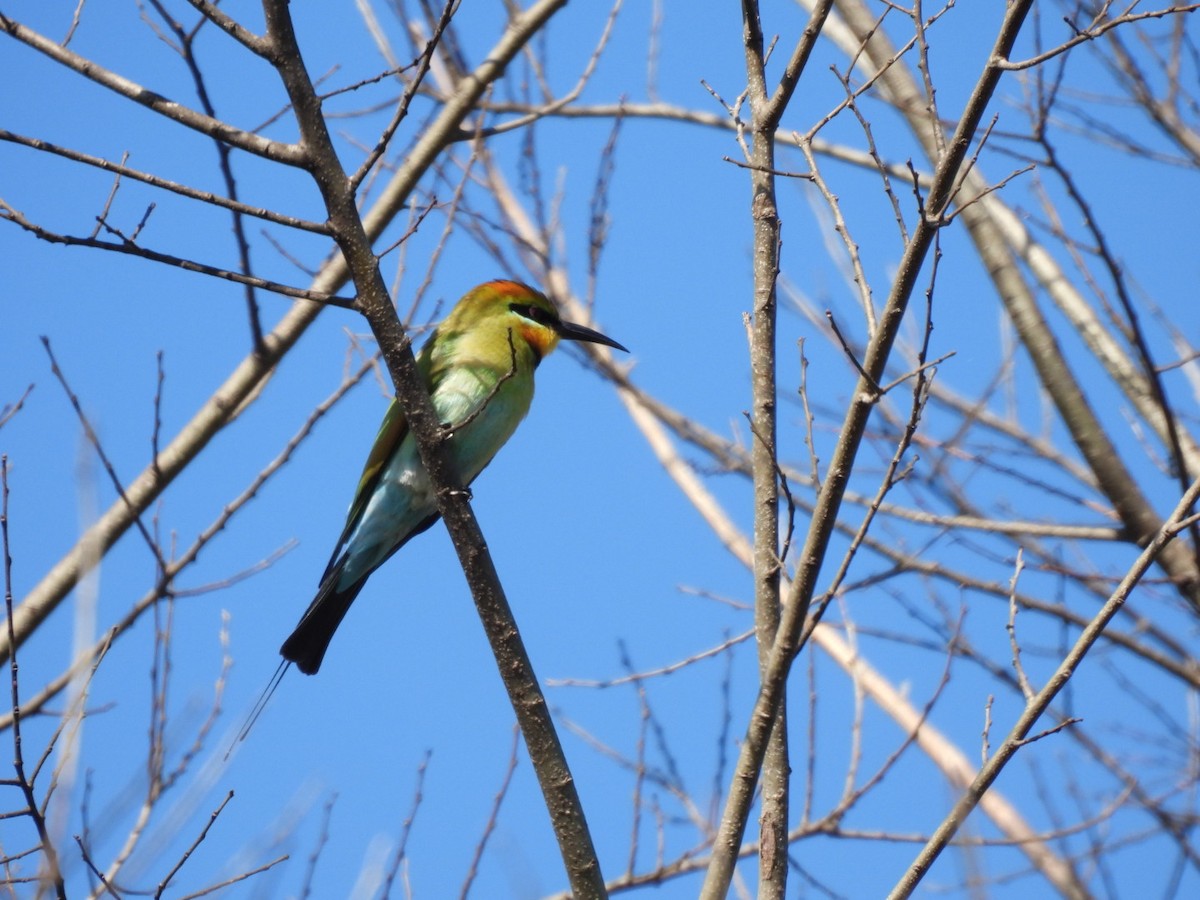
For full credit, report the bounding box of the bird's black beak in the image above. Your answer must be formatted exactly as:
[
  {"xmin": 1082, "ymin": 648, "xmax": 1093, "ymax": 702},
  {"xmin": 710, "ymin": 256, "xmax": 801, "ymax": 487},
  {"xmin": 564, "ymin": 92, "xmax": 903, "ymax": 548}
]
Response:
[{"xmin": 556, "ymin": 318, "xmax": 629, "ymax": 353}]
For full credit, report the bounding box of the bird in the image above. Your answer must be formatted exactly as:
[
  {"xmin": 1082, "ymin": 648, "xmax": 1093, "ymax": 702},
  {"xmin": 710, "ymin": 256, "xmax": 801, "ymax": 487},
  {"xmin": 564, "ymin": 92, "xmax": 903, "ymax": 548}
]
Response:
[{"xmin": 280, "ymin": 279, "xmax": 627, "ymax": 675}]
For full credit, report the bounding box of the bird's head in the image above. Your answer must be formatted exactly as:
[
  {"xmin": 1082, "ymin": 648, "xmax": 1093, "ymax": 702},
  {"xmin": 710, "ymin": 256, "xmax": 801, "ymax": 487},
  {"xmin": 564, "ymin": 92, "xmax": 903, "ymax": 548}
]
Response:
[{"xmin": 445, "ymin": 280, "xmax": 628, "ymax": 364}]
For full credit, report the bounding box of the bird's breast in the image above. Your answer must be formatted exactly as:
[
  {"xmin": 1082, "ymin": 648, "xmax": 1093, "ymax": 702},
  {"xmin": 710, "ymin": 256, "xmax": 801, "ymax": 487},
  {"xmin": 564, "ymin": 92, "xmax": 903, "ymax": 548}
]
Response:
[{"xmin": 433, "ymin": 362, "xmax": 535, "ymax": 483}]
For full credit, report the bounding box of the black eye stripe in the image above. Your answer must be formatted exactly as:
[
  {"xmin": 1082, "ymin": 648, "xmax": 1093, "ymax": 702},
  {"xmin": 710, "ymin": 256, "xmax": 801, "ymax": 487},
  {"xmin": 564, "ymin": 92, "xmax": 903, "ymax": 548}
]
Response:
[{"xmin": 509, "ymin": 302, "xmax": 556, "ymax": 327}]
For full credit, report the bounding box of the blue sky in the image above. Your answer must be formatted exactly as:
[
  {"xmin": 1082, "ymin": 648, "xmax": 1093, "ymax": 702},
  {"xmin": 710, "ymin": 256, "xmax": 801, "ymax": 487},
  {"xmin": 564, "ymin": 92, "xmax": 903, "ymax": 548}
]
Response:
[{"xmin": 3, "ymin": 2, "xmax": 1200, "ymax": 898}]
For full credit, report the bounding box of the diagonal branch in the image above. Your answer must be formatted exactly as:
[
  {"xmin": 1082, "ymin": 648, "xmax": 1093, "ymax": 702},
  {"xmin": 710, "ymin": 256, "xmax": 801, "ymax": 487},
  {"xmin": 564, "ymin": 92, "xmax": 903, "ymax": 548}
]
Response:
[
  {"xmin": 0, "ymin": 13, "xmax": 304, "ymax": 165},
  {"xmin": 825, "ymin": 0, "xmax": 1200, "ymax": 607},
  {"xmin": 0, "ymin": 130, "xmax": 330, "ymax": 233},
  {"xmin": 1, "ymin": 0, "xmax": 578, "ymax": 671},
  {"xmin": 700, "ymin": 2, "xmax": 1038, "ymax": 895},
  {"xmin": 183, "ymin": 0, "xmax": 272, "ymax": 55},
  {"xmin": 260, "ymin": 2, "xmax": 605, "ymax": 897},
  {"xmin": 888, "ymin": 477, "xmax": 1200, "ymax": 899},
  {"xmin": 0, "ymin": 200, "xmax": 350, "ymax": 306}
]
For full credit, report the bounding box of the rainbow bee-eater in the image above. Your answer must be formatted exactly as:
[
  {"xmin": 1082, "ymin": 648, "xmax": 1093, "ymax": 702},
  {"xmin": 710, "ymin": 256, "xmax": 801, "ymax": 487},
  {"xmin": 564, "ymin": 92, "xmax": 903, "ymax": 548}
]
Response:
[{"xmin": 281, "ymin": 279, "xmax": 627, "ymax": 675}]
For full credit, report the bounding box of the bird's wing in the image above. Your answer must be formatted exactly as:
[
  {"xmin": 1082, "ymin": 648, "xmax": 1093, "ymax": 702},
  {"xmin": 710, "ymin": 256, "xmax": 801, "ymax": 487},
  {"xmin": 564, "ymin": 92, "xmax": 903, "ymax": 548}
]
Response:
[
  {"xmin": 321, "ymin": 397, "xmax": 407, "ymax": 579},
  {"xmin": 321, "ymin": 336, "xmax": 443, "ymax": 578}
]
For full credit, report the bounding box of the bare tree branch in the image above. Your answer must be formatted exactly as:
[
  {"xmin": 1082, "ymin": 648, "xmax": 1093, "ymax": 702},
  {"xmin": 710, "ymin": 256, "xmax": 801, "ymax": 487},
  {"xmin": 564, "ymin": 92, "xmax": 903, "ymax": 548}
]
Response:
[
  {"xmin": 889, "ymin": 478, "xmax": 1200, "ymax": 899},
  {"xmin": 0, "ymin": 13, "xmax": 303, "ymax": 164},
  {"xmin": 702, "ymin": 4, "xmax": 1039, "ymax": 894}
]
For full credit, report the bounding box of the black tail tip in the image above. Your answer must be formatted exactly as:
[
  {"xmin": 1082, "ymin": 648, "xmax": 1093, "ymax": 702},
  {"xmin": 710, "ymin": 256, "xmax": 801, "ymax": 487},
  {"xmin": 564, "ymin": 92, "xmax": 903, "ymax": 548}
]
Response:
[{"xmin": 280, "ymin": 641, "xmax": 324, "ymax": 675}]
